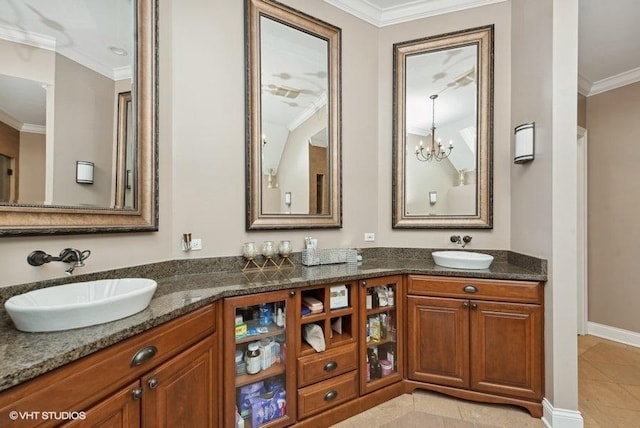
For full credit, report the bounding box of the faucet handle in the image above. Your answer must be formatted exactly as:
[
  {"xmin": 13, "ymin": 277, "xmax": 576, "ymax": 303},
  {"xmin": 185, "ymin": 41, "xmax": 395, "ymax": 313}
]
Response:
[
  {"xmin": 450, "ymin": 235, "xmax": 461, "ymax": 244},
  {"xmin": 462, "ymin": 236, "xmax": 472, "ymax": 244}
]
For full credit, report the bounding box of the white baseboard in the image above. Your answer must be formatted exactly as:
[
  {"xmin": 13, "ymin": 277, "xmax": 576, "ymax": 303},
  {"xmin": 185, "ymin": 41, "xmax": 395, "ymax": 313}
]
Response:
[
  {"xmin": 587, "ymin": 322, "xmax": 640, "ymax": 348},
  {"xmin": 542, "ymin": 398, "xmax": 583, "ymax": 428}
]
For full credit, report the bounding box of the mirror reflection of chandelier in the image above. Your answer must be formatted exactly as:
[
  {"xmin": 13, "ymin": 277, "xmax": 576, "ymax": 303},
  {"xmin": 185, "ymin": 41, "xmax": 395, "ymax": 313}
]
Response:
[{"xmin": 415, "ymin": 94, "xmax": 453, "ymax": 162}]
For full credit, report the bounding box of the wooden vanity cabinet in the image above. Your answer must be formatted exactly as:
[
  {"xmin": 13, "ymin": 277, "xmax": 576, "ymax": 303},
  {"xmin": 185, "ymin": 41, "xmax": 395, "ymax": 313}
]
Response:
[
  {"xmin": 406, "ymin": 275, "xmax": 544, "ymax": 417},
  {"xmin": 66, "ymin": 335, "xmax": 217, "ymax": 428},
  {"xmin": 358, "ymin": 276, "xmax": 404, "ymax": 395},
  {"xmin": 223, "ymin": 290, "xmax": 297, "ymax": 428},
  {"xmin": 296, "ymin": 282, "xmax": 359, "ymax": 420},
  {"xmin": 0, "ymin": 303, "xmax": 220, "ymax": 428}
]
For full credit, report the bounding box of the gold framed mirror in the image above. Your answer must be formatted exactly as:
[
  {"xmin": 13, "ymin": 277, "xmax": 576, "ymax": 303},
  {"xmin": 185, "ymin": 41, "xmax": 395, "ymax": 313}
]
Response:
[
  {"xmin": 246, "ymin": 0, "xmax": 341, "ymax": 230},
  {"xmin": 392, "ymin": 26, "xmax": 493, "ymax": 229},
  {"xmin": 0, "ymin": 0, "xmax": 158, "ymax": 236}
]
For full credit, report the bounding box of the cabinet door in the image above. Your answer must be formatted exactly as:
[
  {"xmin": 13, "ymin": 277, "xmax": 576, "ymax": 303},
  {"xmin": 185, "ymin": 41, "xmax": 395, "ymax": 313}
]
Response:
[
  {"xmin": 407, "ymin": 296, "xmax": 469, "ymax": 388},
  {"xmin": 142, "ymin": 335, "xmax": 217, "ymax": 428},
  {"xmin": 62, "ymin": 381, "xmax": 141, "ymax": 428},
  {"xmin": 359, "ymin": 275, "xmax": 404, "ymax": 394},
  {"xmin": 223, "ymin": 290, "xmax": 297, "ymax": 428},
  {"xmin": 470, "ymin": 301, "xmax": 543, "ymax": 400}
]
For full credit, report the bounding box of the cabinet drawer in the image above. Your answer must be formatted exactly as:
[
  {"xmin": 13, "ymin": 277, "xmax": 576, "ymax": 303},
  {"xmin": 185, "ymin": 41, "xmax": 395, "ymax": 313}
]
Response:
[
  {"xmin": 408, "ymin": 275, "xmax": 542, "ymax": 304},
  {"xmin": 297, "ymin": 371, "xmax": 358, "ymax": 419},
  {"xmin": 297, "ymin": 342, "xmax": 357, "ymax": 388},
  {"xmin": 0, "ymin": 304, "xmax": 216, "ymax": 427}
]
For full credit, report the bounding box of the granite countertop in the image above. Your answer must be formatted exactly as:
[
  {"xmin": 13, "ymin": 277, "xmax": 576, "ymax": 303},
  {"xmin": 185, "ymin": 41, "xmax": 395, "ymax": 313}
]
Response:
[{"xmin": 0, "ymin": 249, "xmax": 546, "ymax": 393}]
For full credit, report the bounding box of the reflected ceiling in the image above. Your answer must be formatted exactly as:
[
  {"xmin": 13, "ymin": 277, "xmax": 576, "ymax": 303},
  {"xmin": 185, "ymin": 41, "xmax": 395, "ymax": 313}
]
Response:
[{"xmin": 0, "ymin": 0, "xmax": 133, "ymax": 127}]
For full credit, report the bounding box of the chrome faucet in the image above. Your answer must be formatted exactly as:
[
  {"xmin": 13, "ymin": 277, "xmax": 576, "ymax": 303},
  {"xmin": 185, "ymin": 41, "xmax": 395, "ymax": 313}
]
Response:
[
  {"xmin": 27, "ymin": 248, "xmax": 91, "ymax": 275},
  {"xmin": 450, "ymin": 235, "xmax": 472, "ymax": 248}
]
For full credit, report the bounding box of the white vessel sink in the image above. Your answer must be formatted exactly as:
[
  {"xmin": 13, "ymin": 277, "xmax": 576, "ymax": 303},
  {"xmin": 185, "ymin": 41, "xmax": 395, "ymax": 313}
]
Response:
[
  {"xmin": 432, "ymin": 251, "xmax": 494, "ymax": 270},
  {"xmin": 5, "ymin": 278, "xmax": 157, "ymax": 332}
]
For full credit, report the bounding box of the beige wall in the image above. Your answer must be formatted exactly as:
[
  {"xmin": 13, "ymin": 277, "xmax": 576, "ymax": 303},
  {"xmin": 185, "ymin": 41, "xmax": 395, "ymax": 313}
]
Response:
[
  {"xmin": 587, "ymin": 81, "xmax": 640, "ymax": 333},
  {"xmin": 577, "ymin": 93, "xmax": 587, "ymax": 128},
  {"xmin": 0, "ymin": 39, "xmax": 55, "ymax": 84},
  {"xmin": 0, "ymin": 121, "xmax": 19, "ymax": 201},
  {"xmin": 18, "ymin": 131, "xmax": 46, "ymax": 203},
  {"xmin": 511, "ymin": 0, "xmax": 579, "ymax": 414},
  {"xmin": 53, "ymin": 55, "xmax": 115, "ymax": 207}
]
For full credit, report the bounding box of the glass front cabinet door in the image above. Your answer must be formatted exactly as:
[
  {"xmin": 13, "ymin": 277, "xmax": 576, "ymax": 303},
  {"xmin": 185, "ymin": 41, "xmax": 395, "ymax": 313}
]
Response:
[
  {"xmin": 359, "ymin": 275, "xmax": 404, "ymax": 394},
  {"xmin": 223, "ymin": 290, "xmax": 297, "ymax": 428}
]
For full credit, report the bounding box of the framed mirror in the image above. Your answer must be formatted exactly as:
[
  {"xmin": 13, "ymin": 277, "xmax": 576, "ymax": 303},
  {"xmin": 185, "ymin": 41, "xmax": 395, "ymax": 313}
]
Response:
[
  {"xmin": 392, "ymin": 26, "xmax": 493, "ymax": 229},
  {"xmin": 246, "ymin": 0, "xmax": 341, "ymax": 230},
  {"xmin": 0, "ymin": 0, "xmax": 158, "ymax": 236}
]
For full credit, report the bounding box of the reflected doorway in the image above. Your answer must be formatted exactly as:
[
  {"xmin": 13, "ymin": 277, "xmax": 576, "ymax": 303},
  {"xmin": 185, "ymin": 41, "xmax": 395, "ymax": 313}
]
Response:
[{"xmin": 0, "ymin": 154, "xmax": 13, "ymax": 203}]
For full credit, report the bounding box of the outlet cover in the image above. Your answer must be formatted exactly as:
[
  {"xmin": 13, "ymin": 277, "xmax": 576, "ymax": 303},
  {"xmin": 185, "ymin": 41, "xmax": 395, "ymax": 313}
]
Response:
[
  {"xmin": 190, "ymin": 238, "xmax": 202, "ymax": 250},
  {"xmin": 364, "ymin": 233, "xmax": 375, "ymax": 242}
]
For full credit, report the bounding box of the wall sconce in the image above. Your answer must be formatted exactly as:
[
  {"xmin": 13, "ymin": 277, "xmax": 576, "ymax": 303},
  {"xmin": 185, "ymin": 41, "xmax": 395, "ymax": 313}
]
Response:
[
  {"xmin": 76, "ymin": 161, "xmax": 94, "ymax": 184},
  {"xmin": 126, "ymin": 169, "xmax": 133, "ymax": 190},
  {"xmin": 514, "ymin": 122, "xmax": 535, "ymax": 164},
  {"xmin": 429, "ymin": 191, "xmax": 437, "ymax": 205}
]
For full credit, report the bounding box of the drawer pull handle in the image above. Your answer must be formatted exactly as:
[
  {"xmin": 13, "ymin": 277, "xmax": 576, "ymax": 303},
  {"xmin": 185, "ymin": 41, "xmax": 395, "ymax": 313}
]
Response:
[
  {"xmin": 324, "ymin": 390, "xmax": 338, "ymax": 402},
  {"xmin": 132, "ymin": 387, "xmax": 143, "ymax": 400},
  {"xmin": 130, "ymin": 345, "xmax": 158, "ymax": 367},
  {"xmin": 324, "ymin": 361, "xmax": 338, "ymax": 372},
  {"xmin": 148, "ymin": 377, "xmax": 159, "ymax": 389},
  {"xmin": 463, "ymin": 285, "xmax": 478, "ymax": 293}
]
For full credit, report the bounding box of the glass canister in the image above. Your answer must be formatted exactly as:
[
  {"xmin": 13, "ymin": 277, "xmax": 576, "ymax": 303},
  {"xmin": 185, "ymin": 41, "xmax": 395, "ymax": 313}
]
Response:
[{"xmin": 245, "ymin": 342, "xmax": 261, "ymax": 375}]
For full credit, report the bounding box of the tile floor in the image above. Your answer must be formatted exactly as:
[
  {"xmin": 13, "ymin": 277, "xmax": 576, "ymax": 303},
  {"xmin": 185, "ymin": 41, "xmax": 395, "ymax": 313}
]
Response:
[
  {"xmin": 579, "ymin": 334, "xmax": 640, "ymax": 427},
  {"xmin": 332, "ymin": 335, "xmax": 640, "ymax": 428}
]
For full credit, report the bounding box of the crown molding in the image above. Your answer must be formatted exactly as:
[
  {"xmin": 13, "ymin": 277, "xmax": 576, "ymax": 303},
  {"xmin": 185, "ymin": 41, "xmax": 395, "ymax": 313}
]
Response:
[
  {"xmin": 0, "ymin": 109, "xmax": 45, "ymax": 134},
  {"xmin": 287, "ymin": 92, "xmax": 328, "ymax": 131},
  {"xmin": 0, "ymin": 24, "xmax": 128, "ymax": 81},
  {"xmin": 323, "ymin": 0, "xmax": 507, "ymax": 27},
  {"xmin": 21, "ymin": 124, "xmax": 46, "ymax": 134},
  {"xmin": 587, "ymin": 67, "xmax": 640, "ymax": 97},
  {"xmin": 0, "ymin": 109, "xmax": 22, "ymax": 131},
  {"xmin": 407, "ymin": 126, "xmax": 429, "ymax": 136},
  {"xmin": 0, "ymin": 24, "xmax": 56, "ymax": 51},
  {"xmin": 577, "ymin": 74, "xmax": 592, "ymax": 97}
]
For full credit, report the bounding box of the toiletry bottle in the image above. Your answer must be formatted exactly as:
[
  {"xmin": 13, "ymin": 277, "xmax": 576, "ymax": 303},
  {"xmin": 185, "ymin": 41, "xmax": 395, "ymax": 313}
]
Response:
[
  {"xmin": 276, "ymin": 306, "xmax": 285, "ymax": 327},
  {"xmin": 369, "ymin": 348, "xmax": 382, "ymax": 380},
  {"xmin": 246, "ymin": 342, "xmax": 261, "ymax": 374},
  {"xmin": 371, "ymin": 316, "xmax": 381, "ymax": 342}
]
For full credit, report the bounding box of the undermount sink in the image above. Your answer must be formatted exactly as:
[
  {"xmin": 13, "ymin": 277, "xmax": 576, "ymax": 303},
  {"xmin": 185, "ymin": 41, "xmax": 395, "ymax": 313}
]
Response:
[
  {"xmin": 432, "ymin": 251, "xmax": 494, "ymax": 270},
  {"xmin": 4, "ymin": 278, "xmax": 157, "ymax": 332}
]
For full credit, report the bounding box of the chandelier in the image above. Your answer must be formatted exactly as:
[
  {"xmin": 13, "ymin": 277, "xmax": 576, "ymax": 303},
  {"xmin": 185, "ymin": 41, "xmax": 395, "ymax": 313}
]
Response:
[{"xmin": 415, "ymin": 94, "xmax": 453, "ymax": 162}]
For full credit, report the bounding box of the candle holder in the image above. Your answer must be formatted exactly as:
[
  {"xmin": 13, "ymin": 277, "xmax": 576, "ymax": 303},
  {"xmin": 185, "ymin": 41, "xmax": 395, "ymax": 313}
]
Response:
[
  {"xmin": 241, "ymin": 242, "xmax": 261, "ymax": 271},
  {"xmin": 261, "ymin": 241, "xmax": 279, "ymax": 269},
  {"xmin": 278, "ymin": 240, "xmax": 295, "ymax": 268}
]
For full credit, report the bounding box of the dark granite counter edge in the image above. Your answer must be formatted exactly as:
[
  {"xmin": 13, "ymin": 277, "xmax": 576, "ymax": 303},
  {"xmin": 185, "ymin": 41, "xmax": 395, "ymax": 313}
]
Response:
[{"xmin": 0, "ymin": 249, "xmax": 546, "ymax": 392}]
